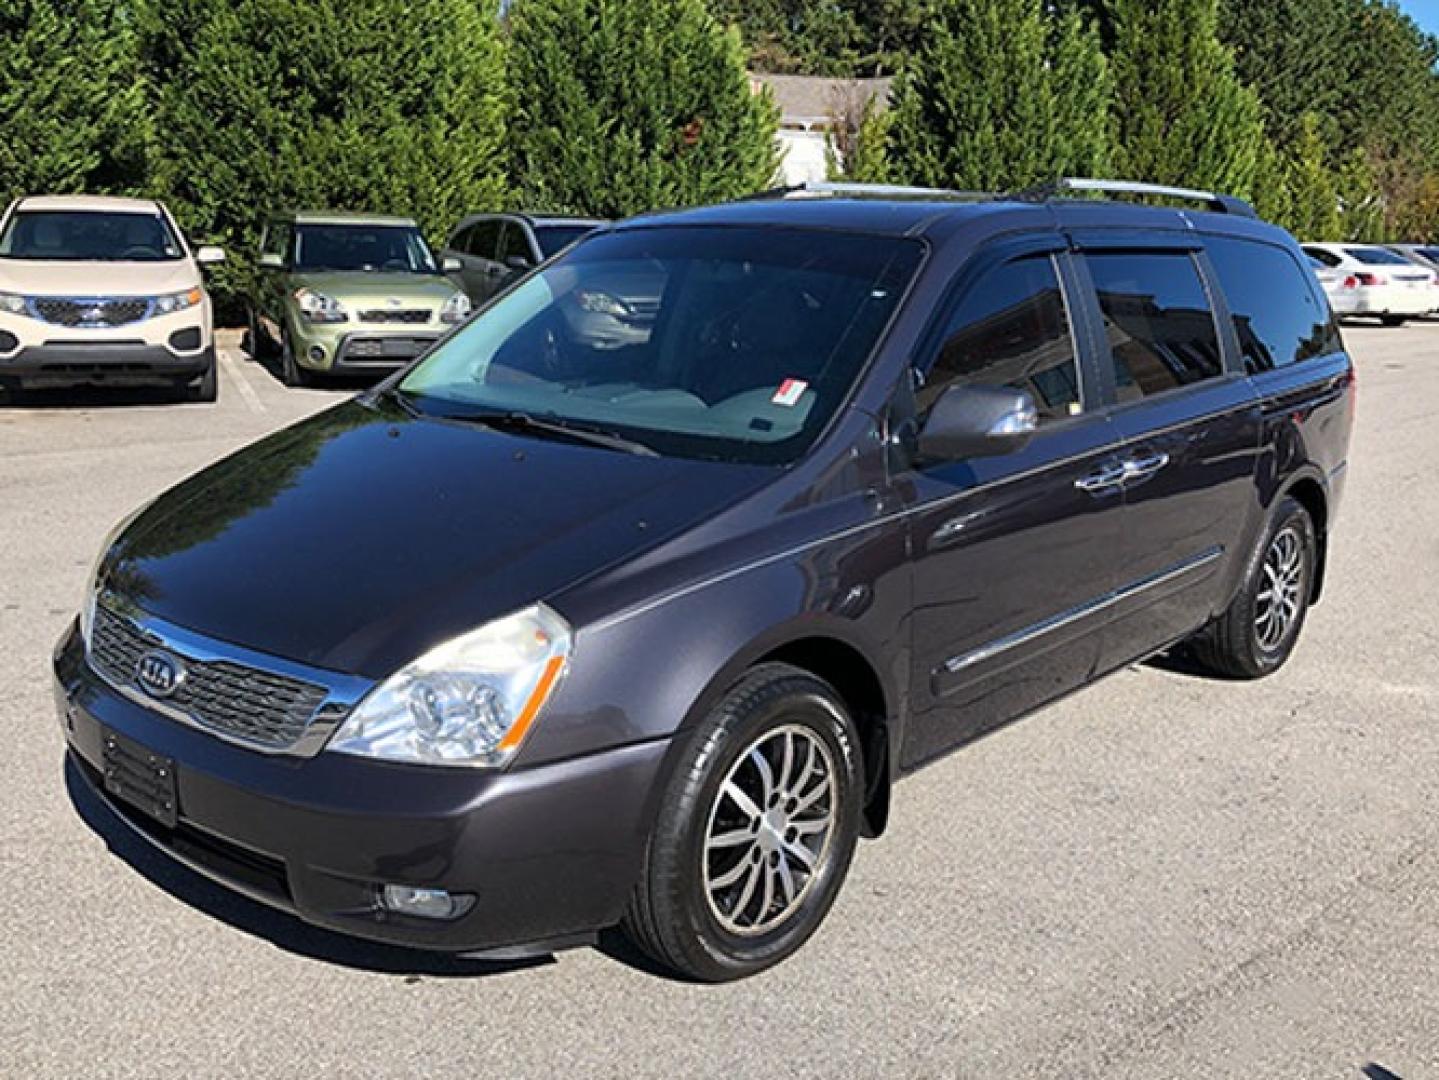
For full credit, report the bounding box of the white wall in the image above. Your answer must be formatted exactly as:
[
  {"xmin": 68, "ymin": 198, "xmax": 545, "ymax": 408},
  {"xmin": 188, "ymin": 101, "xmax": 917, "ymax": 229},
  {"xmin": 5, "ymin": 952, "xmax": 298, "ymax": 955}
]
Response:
[{"xmin": 776, "ymin": 130, "xmax": 831, "ymax": 186}]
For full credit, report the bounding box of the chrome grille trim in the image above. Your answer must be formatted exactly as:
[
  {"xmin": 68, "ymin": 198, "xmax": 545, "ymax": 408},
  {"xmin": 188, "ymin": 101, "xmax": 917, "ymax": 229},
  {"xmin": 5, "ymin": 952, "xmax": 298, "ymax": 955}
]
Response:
[
  {"xmin": 86, "ymin": 600, "xmax": 374, "ymax": 757},
  {"xmin": 30, "ymin": 296, "xmax": 154, "ymax": 327}
]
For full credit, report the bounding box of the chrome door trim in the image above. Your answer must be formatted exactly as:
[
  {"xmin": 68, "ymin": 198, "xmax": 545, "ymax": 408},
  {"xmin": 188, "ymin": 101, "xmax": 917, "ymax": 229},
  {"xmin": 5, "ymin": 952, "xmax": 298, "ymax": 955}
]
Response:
[{"xmin": 943, "ymin": 545, "xmax": 1224, "ymax": 676}]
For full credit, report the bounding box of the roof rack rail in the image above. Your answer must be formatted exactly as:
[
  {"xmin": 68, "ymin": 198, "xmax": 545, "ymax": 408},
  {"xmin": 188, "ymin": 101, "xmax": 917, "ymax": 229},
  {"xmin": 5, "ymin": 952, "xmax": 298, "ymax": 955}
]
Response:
[
  {"xmin": 1015, "ymin": 177, "xmax": 1259, "ymax": 219},
  {"xmin": 741, "ymin": 180, "xmax": 992, "ymax": 202}
]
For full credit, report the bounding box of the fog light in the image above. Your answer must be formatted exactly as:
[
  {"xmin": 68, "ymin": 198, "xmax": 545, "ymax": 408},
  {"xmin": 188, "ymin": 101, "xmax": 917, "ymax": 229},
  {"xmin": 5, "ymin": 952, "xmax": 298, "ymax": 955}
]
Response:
[
  {"xmin": 379, "ymin": 884, "xmax": 472, "ymax": 920},
  {"xmin": 308, "ymin": 345, "xmax": 326, "ymax": 363}
]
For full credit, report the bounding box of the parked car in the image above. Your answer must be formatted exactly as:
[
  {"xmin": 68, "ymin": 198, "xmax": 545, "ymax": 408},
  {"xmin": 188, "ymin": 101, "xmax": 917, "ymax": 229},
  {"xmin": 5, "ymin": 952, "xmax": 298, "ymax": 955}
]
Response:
[
  {"xmin": 1303, "ymin": 242, "xmax": 1437, "ymax": 324},
  {"xmin": 0, "ymin": 195, "xmax": 223, "ymax": 401},
  {"xmin": 1388, "ymin": 243, "xmax": 1439, "ymax": 276},
  {"xmin": 441, "ymin": 212, "xmax": 605, "ymax": 304},
  {"xmin": 58, "ymin": 179, "xmax": 1354, "ymax": 981},
  {"xmin": 249, "ymin": 211, "xmax": 472, "ymax": 386}
]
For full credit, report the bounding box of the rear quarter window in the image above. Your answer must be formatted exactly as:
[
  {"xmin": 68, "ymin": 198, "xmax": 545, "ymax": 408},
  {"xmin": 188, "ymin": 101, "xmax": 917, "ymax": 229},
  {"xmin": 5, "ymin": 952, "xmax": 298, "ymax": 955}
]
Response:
[
  {"xmin": 1344, "ymin": 246, "xmax": 1410, "ymax": 266},
  {"xmin": 1206, "ymin": 236, "xmax": 1338, "ymax": 372}
]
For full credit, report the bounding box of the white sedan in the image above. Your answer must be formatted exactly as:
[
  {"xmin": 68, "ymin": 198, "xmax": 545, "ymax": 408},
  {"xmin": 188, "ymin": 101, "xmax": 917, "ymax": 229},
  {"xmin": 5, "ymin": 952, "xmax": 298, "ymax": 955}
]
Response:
[{"xmin": 1304, "ymin": 242, "xmax": 1438, "ymax": 325}]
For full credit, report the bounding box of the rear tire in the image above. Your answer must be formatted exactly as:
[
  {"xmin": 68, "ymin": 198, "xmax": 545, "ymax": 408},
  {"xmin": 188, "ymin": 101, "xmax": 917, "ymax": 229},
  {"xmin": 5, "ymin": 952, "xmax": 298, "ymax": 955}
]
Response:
[
  {"xmin": 1381, "ymin": 315, "xmax": 1407, "ymax": 327},
  {"xmin": 622, "ymin": 663, "xmax": 863, "ymax": 982},
  {"xmin": 0, "ymin": 376, "xmax": 20, "ymax": 403},
  {"xmin": 1189, "ymin": 496, "xmax": 1316, "ymax": 679}
]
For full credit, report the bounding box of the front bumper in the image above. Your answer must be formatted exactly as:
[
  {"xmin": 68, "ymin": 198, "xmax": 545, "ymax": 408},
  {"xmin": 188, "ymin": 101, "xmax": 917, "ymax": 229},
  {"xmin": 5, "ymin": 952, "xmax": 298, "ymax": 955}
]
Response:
[
  {"xmin": 1, "ymin": 342, "xmax": 212, "ymax": 384},
  {"xmin": 54, "ymin": 621, "xmax": 666, "ymax": 954},
  {"xmin": 289, "ymin": 318, "xmax": 442, "ymax": 375}
]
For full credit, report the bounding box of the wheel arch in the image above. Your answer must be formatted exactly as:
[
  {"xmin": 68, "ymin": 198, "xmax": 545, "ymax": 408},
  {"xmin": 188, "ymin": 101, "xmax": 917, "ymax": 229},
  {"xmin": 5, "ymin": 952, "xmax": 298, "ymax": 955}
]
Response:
[{"xmin": 1278, "ymin": 472, "xmax": 1330, "ymax": 603}]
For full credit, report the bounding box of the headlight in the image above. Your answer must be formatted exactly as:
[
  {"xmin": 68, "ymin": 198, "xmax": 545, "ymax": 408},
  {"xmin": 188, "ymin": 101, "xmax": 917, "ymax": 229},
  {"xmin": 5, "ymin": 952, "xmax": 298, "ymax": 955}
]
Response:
[
  {"xmin": 575, "ymin": 290, "xmax": 632, "ymax": 318},
  {"xmin": 153, "ymin": 287, "xmax": 203, "ymax": 315},
  {"xmin": 79, "ymin": 499, "xmax": 155, "ymax": 647},
  {"xmin": 0, "ymin": 292, "xmax": 26, "ymax": 316},
  {"xmin": 439, "ymin": 291, "xmax": 471, "ymax": 324},
  {"xmin": 294, "ymin": 288, "xmax": 348, "ymax": 324},
  {"xmin": 326, "ymin": 605, "xmax": 571, "ymax": 768}
]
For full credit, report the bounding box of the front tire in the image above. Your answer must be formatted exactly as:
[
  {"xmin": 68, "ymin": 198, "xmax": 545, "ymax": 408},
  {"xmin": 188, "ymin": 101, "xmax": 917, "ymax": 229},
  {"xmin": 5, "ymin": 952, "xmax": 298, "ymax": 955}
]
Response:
[
  {"xmin": 280, "ymin": 326, "xmax": 312, "ymax": 388},
  {"xmin": 1190, "ymin": 497, "xmax": 1317, "ymax": 679},
  {"xmin": 1381, "ymin": 315, "xmax": 1407, "ymax": 327},
  {"xmin": 182, "ymin": 355, "xmax": 218, "ymax": 403},
  {"xmin": 623, "ymin": 663, "xmax": 863, "ymax": 981}
]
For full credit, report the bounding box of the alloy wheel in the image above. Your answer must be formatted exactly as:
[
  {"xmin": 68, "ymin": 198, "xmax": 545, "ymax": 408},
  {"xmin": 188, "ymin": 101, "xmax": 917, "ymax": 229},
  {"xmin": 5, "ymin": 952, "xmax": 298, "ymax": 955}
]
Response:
[
  {"xmin": 1254, "ymin": 525, "xmax": 1306, "ymax": 652},
  {"xmin": 702, "ymin": 724, "xmax": 838, "ymax": 937}
]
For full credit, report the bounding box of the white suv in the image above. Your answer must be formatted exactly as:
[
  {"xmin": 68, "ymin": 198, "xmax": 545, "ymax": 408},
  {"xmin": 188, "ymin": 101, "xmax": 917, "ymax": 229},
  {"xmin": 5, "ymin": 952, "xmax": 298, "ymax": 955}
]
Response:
[{"xmin": 0, "ymin": 195, "xmax": 224, "ymax": 401}]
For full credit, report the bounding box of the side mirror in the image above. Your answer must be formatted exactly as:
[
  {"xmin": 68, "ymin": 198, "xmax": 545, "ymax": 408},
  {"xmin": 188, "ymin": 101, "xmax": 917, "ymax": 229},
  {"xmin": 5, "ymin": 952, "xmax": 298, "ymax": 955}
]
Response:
[
  {"xmin": 505, "ymin": 255, "xmax": 532, "ymax": 272},
  {"xmin": 196, "ymin": 245, "xmax": 226, "ymax": 266},
  {"xmin": 256, "ymin": 252, "xmax": 285, "ymax": 271},
  {"xmin": 442, "ymin": 255, "xmax": 462, "ymax": 273},
  {"xmin": 917, "ymin": 384, "xmax": 1039, "ymax": 462}
]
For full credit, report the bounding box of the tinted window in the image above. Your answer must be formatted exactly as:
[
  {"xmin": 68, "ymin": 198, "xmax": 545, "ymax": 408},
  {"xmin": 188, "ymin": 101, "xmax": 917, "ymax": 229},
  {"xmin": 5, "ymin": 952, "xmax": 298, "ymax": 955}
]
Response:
[
  {"xmin": 0, "ymin": 211, "xmax": 183, "ymax": 262},
  {"xmin": 1206, "ymin": 237, "xmax": 1333, "ymax": 372},
  {"xmin": 400, "ymin": 226, "xmax": 923, "ymax": 465},
  {"xmin": 498, "ymin": 223, "xmax": 534, "ymax": 264},
  {"xmin": 261, "ymin": 221, "xmax": 290, "ymax": 262},
  {"xmin": 467, "ymin": 220, "xmax": 501, "ymax": 259},
  {"xmin": 1345, "ymin": 246, "xmax": 1410, "ymax": 266},
  {"xmin": 1087, "ymin": 252, "xmax": 1222, "ymax": 401},
  {"xmin": 921, "ymin": 256, "xmax": 1080, "ymax": 422},
  {"xmin": 1304, "ymin": 246, "xmax": 1342, "ymax": 268},
  {"xmin": 446, "ymin": 224, "xmax": 473, "ymax": 254},
  {"xmin": 536, "ymin": 225, "xmax": 597, "ymax": 259},
  {"xmin": 1419, "ymin": 247, "xmax": 1439, "ymax": 263}
]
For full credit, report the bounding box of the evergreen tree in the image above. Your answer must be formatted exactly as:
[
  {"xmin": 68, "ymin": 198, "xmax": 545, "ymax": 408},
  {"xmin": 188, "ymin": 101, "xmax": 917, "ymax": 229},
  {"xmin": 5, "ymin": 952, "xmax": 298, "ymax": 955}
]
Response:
[
  {"xmin": 139, "ymin": 0, "xmax": 507, "ymax": 309},
  {"xmin": 0, "ymin": 0, "xmax": 148, "ymax": 200},
  {"xmin": 828, "ymin": 97, "xmax": 892, "ymax": 183},
  {"xmin": 1049, "ymin": 6, "xmax": 1114, "ymax": 179},
  {"xmin": 1103, "ymin": 0, "xmax": 1265, "ymax": 198},
  {"xmin": 1337, "ymin": 147, "xmax": 1385, "ymax": 242},
  {"xmin": 1282, "ymin": 113, "xmax": 1341, "ymax": 241},
  {"xmin": 885, "ymin": 0, "xmax": 1109, "ymax": 192},
  {"xmin": 507, "ymin": 0, "xmax": 779, "ymax": 218}
]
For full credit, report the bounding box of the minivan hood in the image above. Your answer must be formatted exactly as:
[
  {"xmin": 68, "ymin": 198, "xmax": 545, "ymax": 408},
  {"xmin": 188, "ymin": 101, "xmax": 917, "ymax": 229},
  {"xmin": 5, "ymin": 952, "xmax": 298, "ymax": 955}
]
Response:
[
  {"xmin": 289, "ymin": 271, "xmax": 460, "ymax": 305},
  {"xmin": 102, "ymin": 400, "xmax": 769, "ymax": 678},
  {"xmin": 0, "ymin": 259, "xmax": 199, "ymax": 297}
]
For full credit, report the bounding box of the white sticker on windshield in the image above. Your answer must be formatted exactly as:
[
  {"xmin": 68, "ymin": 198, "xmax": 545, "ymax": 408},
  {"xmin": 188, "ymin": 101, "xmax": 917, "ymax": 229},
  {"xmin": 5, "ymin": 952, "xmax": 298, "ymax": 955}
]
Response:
[{"xmin": 772, "ymin": 378, "xmax": 808, "ymax": 407}]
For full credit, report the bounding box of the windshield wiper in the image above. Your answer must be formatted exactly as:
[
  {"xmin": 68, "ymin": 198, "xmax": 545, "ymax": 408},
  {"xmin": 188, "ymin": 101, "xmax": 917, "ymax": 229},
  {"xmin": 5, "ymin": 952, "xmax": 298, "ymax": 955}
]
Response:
[{"xmin": 445, "ymin": 407, "xmax": 659, "ymax": 457}]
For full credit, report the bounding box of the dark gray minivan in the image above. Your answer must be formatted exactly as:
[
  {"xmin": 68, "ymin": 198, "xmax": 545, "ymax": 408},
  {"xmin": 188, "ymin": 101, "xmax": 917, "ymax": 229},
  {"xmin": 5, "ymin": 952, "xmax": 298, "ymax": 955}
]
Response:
[{"xmin": 56, "ymin": 180, "xmax": 1354, "ymax": 981}]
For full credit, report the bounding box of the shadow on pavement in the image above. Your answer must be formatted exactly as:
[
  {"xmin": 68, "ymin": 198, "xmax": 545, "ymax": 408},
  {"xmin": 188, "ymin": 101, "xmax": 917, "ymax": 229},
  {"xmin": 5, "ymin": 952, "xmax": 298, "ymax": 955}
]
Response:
[{"xmin": 63, "ymin": 753, "xmax": 554, "ymax": 980}]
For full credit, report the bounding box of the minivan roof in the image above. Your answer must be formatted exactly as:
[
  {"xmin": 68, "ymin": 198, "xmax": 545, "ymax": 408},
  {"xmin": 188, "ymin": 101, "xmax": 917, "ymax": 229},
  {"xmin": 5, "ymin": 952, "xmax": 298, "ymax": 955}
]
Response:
[{"xmin": 613, "ymin": 180, "xmax": 1282, "ymax": 243}]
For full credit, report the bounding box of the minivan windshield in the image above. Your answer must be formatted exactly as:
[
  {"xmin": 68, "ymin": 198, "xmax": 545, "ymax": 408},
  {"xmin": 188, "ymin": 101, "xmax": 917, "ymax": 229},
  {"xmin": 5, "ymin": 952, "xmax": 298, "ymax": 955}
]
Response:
[
  {"xmin": 397, "ymin": 226, "xmax": 923, "ymax": 464},
  {"xmin": 0, "ymin": 211, "xmax": 184, "ymax": 262},
  {"xmin": 293, "ymin": 223, "xmax": 439, "ymax": 274}
]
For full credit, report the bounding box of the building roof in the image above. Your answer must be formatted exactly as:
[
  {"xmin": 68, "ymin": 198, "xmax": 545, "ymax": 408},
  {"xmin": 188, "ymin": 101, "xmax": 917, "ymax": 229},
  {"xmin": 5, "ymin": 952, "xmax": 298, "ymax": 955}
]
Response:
[
  {"xmin": 15, "ymin": 195, "xmax": 162, "ymax": 214},
  {"xmin": 749, "ymin": 73, "xmax": 893, "ymax": 128}
]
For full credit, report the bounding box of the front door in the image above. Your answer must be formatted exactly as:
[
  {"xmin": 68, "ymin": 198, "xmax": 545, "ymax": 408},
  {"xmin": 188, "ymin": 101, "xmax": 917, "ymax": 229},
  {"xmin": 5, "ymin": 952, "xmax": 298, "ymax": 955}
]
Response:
[{"xmin": 900, "ymin": 240, "xmax": 1128, "ymax": 769}]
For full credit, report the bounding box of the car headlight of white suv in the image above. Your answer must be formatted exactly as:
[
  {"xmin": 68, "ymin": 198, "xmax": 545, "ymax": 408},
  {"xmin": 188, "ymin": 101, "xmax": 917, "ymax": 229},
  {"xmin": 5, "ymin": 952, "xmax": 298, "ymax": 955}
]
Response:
[
  {"xmin": 326, "ymin": 604, "xmax": 572, "ymax": 768},
  {"xmin": 153, "ymin": 288, "xmax": 203, "ymax": 316},
  {"xmin": 0, "ymin": 292, "xmax": 27, "ymax": 316},
  {"xmin": 439, "ymin": 291, "xmax": 472, "ymax": 325}
]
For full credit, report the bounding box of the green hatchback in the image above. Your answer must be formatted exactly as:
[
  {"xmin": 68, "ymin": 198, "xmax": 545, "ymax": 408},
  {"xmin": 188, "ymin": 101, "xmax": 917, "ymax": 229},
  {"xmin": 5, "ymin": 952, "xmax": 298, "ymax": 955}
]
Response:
[{"xmin": 250, "ymin": 211, "xmax": 471, "ymax": 386}]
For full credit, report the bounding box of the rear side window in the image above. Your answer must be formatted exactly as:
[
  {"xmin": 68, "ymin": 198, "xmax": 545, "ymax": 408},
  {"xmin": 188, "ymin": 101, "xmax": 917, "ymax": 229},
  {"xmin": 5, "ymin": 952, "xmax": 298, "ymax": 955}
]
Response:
[
  {"xmin": 1086, "ymin": 252, "xmax": 1222, "ymax": 401},
  {"xmin": 921, "ymin": 255, "xmax": 1081, "ymax": 423},
  {"xmin": 467, "ymin": 220, "xmax": 501, "ymax": 260},
  {"xmin": 1304, "ymin": 247, "xmax": 1341, "ymax": 268},
  {"xmin": 1345, "ymin": 246, "xmax": 1410, "ymax": 266},
  {"xmin": 1206, "ymin": 237, "xmax": 1334, "ymax": 372}
]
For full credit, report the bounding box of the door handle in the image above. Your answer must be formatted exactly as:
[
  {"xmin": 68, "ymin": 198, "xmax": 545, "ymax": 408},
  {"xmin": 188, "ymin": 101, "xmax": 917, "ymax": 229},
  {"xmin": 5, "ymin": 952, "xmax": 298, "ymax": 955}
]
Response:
[
  {"xmin": 1122, "ymin": 452, "xmax": 1170, "ymax": 482},
  {"xmin": 1075, "ymin": 462, "xmax": 1128, "ymax": 494}
]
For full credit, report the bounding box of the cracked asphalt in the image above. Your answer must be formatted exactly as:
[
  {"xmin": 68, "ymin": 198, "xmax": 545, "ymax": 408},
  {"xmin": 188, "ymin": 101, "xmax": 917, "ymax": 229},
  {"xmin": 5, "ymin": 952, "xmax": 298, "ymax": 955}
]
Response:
[{"xmin": 1, "ymin": 326, "xmax": 1435, "ymax": 1078}]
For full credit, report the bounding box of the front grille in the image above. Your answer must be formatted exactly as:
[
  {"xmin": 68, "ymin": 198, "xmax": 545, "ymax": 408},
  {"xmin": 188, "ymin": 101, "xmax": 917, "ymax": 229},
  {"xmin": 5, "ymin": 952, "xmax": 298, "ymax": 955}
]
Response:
[
  {"xmin": 33, "ymin": 297, "xmax": 151, "ymax": 327},
  {"xmin": 358, "ymin": 309, "xmax": 431, "ymax": 324},
  {"xmin": 89, "ymin": 604, "xmax": 329, "ymax": 750}
]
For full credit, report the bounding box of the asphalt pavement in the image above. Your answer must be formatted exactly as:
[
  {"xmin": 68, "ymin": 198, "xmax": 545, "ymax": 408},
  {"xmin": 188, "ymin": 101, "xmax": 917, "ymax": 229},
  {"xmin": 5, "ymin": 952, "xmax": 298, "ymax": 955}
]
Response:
[{"xmin": 1, "ymin": 327, "xmax": 1436, "ymax": 1078}]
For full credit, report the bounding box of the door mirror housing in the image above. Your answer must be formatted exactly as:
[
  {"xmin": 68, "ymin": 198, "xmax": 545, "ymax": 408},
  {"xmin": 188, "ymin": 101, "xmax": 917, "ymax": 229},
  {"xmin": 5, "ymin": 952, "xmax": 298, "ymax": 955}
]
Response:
[
  {"xmin": 917, "ymin": 385, "xmax": 1039, "ymax": 462},
  {"xmin": 442, "ymin": 255, "xmax": 462, "ymax": 273},
  {"xmin": 257, "ymin": 252, "xmax": 285, "ymax": 271},
  {"xmin": 195, "ymin": 245, "xmax": 226, "ymax": 266}
]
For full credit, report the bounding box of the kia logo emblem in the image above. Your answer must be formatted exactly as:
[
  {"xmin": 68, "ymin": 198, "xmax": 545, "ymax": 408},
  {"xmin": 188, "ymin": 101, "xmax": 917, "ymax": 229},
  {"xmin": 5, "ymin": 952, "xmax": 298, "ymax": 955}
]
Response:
[{"xmin": 135, "ymin": 650, "xmax": 185, "ymax": 699}]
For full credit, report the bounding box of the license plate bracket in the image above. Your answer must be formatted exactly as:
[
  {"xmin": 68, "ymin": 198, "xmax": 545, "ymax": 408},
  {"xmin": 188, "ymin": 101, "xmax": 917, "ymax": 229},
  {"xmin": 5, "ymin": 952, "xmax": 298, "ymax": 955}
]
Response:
[{"xmin": 101, "ymin": 728, "xmax": 178, "ymax": 828}]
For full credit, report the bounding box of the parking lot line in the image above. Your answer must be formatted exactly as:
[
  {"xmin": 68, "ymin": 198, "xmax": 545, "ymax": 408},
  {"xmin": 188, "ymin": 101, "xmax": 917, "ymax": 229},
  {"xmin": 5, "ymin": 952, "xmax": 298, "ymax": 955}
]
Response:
[{"xmin": 220, "ymin": 348, "xmax": 266, "ymax": 414}]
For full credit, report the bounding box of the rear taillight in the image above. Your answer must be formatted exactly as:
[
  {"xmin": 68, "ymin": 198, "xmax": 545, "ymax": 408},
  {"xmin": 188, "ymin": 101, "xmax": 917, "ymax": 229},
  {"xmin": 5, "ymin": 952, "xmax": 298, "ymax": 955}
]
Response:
[
  {"xmin": 1341, "ymin": 275, "xmax": 1360, "ymax": 289},
  {"xmin": 1355, "ymin": 272, "xmax": 1386, "ymax": 286}
]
